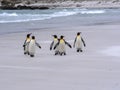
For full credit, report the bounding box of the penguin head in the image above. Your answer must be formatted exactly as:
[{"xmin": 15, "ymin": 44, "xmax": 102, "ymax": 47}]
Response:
[
  {"xmin": 77, "ymin": 32, "xmax": 81, "ymax": 36},
  {"xmin": 52, "ymin": 35, "xmax": 57, "ymax": 38},
  {"xmin": 32, "ymin": 36, "xmax": 35, "ymax": 40},
  {"xmin": 27, "ymin": 33, "xmax": 32, "ymax": 38},
  {"xmin": 60, "ymin": 35, "xmax": 64, "ymax": 39}
]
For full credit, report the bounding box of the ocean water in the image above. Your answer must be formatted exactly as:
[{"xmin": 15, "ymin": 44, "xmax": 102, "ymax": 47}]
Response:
[
  {"xmin": 0, "ymin": 8, "xmax": 120, "ymax": 35},
  {"xmin": 0, "ymin": 8, "xmax": 120, "ymax": 24}
]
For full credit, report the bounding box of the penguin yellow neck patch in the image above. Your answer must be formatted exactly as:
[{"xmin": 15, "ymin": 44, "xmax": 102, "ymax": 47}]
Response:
[
  {"xmin": 60, "ymin": 39, "xmax": 64, "ymax": 43},
  {"xmin": 54, "ymin": 38, "xmax": 58, "ymax": 41},
  {"xmin": 27, "ymin": 38, "xmax": 31, "ymax": 42},
  {"xmin": 77, "ymin": 35, "xmax": 80, "ymax": 39}
]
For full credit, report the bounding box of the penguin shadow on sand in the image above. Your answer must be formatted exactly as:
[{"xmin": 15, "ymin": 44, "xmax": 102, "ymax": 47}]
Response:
[
  {"xmin": 73, "ymin": 32, "xmax": 86, "ymax": 53},
  {"xmin": 53, "ymin": 35, "xmax": 72, "ymax": 56},
  {"xmin": 23, "ymin": 33, "xmax": 41, "ymax": 57}
]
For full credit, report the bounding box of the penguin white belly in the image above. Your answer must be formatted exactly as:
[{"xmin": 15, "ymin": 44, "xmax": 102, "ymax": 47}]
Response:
[
  {"xmin": 59, "ymin": 43, "xmax": 66, "ymax": 53},
  {"xmin": 25, "ymin": 44, "xmax": 29, "ymax": 52},
  {"xmin": 29, "ymin": 40, "xmax": 35, "ymax": 55},
  {"xmin": 76, "ymin": 38, "xmax": 82, "ymax": 49},
  {"xmin": 56, "ymin": 45, "xmax": 59, "ymax": 52},
  {"xmin": 24, "ymin": 40, "xmax": 30, "ymax": 53}
]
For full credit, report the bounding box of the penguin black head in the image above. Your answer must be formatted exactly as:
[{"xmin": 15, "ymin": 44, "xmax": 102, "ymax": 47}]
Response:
[
  {"xmin": 52, "ymin": 35, "xmax": 57, "ymax": 38},
  {"xmin": 77, "ymin": 32, "xmax": 81, "ymax": 36},
  {"xmin": 60, "ymin": 35, "xmax": 64, "ymax": 39},
  {"xmin": 32, "ymin": 36, "xmax": 35, "ymax": 40},
  {"xmin": 27, "ymin": 33, "xmax": 32, "ymax": 38}
]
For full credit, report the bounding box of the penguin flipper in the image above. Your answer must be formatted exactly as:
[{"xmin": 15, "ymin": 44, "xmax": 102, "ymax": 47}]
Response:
[
  {"xmin": 23, "ymin": 44, "xmax": 25, "ymax": 47},
  {"xmin": 36, "ymin": 42, "xmax": 41, "ymax": 49},
  {"xmin": 23, "ymin": 40, "xmax": 26, "ymax": 45},
  {"xmin": 73, "ymin": 37, "xmax": 77, "ymax": 48},
  {"xmin": 23, "ymin": 39, "xmax": 27, "ymax": 50},
  {"xmin": 81, "ymin": 37, "xmax": 86, "ymax": 47},
  {"xmin": 23, "ymin": 45, "xmax": 25, "ymax": 50},
  {"xmin": 68, "ymin": 44, "xmax": 72, "ymax": 48},
  {"xmin": 50, "ymin": 41, "xmax": 54, "ymax": 50},
  {"xmin": 25, "ymin": 42, "xmax": 30, "ymax": 46},
  {"xmin": 39, "ymin": 46, "xmax": 41, "ymax": 48},
  {"xmin": 65, "ymin": 41, "xmax": 72, "ymax": 48},
  {"xmin": 54, "ymin": 42, "xmax": 59, "ymax": 50}
]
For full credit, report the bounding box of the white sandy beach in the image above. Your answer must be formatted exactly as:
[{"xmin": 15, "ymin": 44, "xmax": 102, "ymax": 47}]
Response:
[{"xmin": 0, "ymin": 12, "xmax": 120, "ymax": 90}]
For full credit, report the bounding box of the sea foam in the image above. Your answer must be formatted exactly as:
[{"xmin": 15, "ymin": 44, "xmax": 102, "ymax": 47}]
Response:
[
  {"xmin": 0, "ymin": 12, "xmax": 18, "ymax": 16},
  {"xmin": 0, "ymin": 9, "xmax": 106, "ymax": 23},
  {"xmin": 80, "ymin": 10, "xmax": 105, "ymax": 14}
]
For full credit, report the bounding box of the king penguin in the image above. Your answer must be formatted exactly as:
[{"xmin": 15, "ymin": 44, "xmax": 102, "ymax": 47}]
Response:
[
  {"xmin": 28, "ymin": 36, "xmax": 41, "ymax": 57},
  {"xmin": 73, "ymin": 32, "xmax": 86, "ymax": 52},
  {"xmin": 54, "ymin": 35, "xmax": 72, "ymax": 56},
  {"xmin": 50, "ymin": 35, "xmax": 59, "ymax": 55},
  {"xmin": 23, "ymin": 33, "xmax": 32, "ymax": 55}
]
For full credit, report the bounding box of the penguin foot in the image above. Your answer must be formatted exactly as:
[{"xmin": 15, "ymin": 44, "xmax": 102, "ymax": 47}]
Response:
[
  {"xmin": 77, "ymin": 50, "xmax": 79, "ymax": 52},
  {"xmin": 64, "ymin": 53, "xmax": 66, "ymax": 55},
  {"xmin": 80, "ymin": 49, "xmax": 83, "ymax": 52},
  {"xmin": 24, "ymin": 52, "xmax": 27, "ymax": 55},
  {"xmin": 55, "ymin": 52, "xmax": 58, "ymax": 55},
  {"xmin": 60, "ymin": 52, "xmax": 66, "ymax": 56},
  {"xmin": 55, "ymin": 51, "xmax": 58, "ymax": 55},
  {"xmin": 55, "ymin": 53, "xmax": 57, "ymax": 55},
  {"xmin": 28, "ymin": 52, "xmax": 30, "ymax": 55},
  {"xmin": 60, "ymin": 53, "xmax": 62, "ymax": 56},
  {"xmin": 30, "ymin": 55, "xmax": 34, "ymax": 57},
  {"xmin": 77, "ymin": 49, "xmax": 83, "ymax": 52}
]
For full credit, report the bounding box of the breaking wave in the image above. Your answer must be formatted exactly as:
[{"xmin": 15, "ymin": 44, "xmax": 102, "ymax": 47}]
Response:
[{"xmin": 0, "ymin": 9, "xmax": 106, "ymax": 23}]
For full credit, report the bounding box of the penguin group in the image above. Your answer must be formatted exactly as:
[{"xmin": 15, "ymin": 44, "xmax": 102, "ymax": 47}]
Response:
[
  {"xmin": 23, "ymin": 32, "xmax": 86, "ymax": 57},
  {"xmin": 54, "ymin": 35, "xmax": 72, "ymax": 56},
  {"xmin": 23, "ymin": 33, "xmax": 41, "ymax": 57}
]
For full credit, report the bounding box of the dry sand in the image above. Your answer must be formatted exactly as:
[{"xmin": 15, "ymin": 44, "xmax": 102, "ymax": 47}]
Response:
[{"xmin": 0, "ymin": 15, "xmax": 120, "ymax": 90}]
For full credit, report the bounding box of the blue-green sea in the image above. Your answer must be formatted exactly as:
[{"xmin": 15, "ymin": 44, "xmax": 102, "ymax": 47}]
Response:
[
  {"xmin": 0, "ymin": 8, "xmax": 120, "ymax": 35},
  {"xmin": 0, "ymin": 8, "xmax": 120, "ymax": 24}
]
